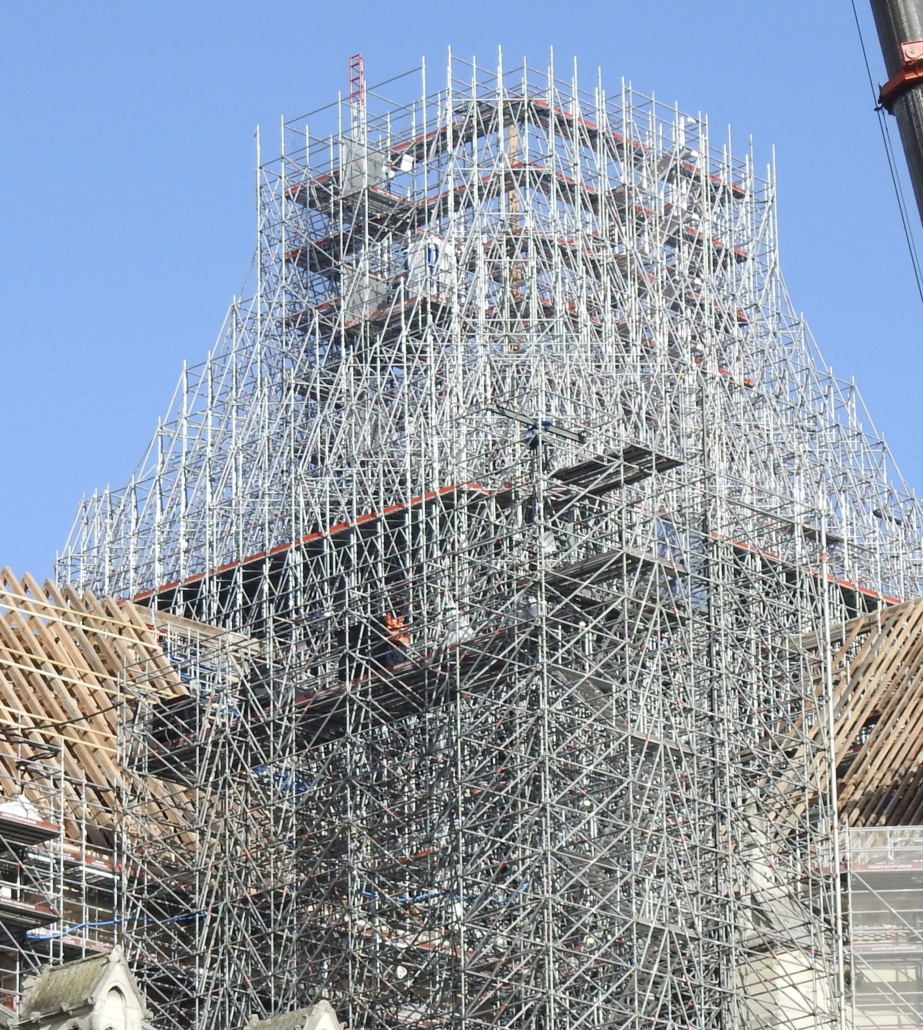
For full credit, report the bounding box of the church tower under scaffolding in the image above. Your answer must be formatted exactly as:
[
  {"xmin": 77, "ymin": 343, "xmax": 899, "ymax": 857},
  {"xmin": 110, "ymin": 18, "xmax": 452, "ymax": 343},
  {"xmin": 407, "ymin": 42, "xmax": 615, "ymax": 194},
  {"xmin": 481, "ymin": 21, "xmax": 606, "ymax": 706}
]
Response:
[{"xmin": 58, "ymin": 55, "xmax": 923, "ymax": 1030}]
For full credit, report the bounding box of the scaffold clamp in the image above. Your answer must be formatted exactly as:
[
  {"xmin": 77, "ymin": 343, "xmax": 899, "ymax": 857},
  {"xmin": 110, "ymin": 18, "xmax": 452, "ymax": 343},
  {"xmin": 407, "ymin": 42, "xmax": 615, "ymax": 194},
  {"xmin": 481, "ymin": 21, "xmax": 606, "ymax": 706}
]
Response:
[{"xmin": 878, "ymin": 40, "xmax": 923, "ymax": 113}]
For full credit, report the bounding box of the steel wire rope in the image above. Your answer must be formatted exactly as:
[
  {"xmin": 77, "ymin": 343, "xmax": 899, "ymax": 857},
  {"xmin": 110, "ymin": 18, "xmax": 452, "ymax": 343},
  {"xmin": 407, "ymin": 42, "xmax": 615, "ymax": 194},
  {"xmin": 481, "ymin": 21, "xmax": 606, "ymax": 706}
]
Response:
[
  {"xmin": 850, "ymin": 0, "xmax": 923, "ymax": 308},
  {"xmin": 18, "ymin": 700, "xmax": 124, "ymax": 731}
]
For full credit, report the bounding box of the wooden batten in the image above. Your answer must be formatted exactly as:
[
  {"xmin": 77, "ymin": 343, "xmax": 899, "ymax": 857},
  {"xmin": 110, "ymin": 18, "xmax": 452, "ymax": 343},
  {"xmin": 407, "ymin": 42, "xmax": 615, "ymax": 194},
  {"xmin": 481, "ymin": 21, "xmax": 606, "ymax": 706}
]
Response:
[
  {"xmin": 796, "ymin": 596, "xmax": 923, "ymax": 827},
  {"xmin": 0, "ymin": 570, "xmax": 195, "ymax": 851}
]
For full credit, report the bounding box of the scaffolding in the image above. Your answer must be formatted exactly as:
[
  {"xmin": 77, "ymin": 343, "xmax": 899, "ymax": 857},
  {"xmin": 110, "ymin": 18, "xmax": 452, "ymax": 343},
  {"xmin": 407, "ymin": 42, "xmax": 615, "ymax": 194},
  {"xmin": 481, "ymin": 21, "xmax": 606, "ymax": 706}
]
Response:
[
  {"xmin": 58, "ymin": 55, "xmax": 923, "ymax": 1030},
  {"xmin": 0, "ymin": 570, "xmax": 177, "ymax": 1010},
  {"xmin": 848, "ymin": 827, "xmax": 923, "ymax": 1030}
]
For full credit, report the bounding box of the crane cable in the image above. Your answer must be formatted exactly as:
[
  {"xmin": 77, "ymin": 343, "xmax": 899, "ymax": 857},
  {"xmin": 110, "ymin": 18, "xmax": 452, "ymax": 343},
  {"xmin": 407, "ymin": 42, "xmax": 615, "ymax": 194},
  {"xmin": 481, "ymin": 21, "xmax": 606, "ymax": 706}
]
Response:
[{"xmin": 850, "ymin": 0, "xmax": 923, "ymax": 307}]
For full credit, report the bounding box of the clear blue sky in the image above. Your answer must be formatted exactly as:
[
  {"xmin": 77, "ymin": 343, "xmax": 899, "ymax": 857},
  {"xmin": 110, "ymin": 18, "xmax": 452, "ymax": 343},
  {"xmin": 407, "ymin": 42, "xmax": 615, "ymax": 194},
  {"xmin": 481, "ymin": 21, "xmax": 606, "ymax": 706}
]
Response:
[{"xmin": 1, "ymin": 0, "xmax": 920, "ymax": 581}]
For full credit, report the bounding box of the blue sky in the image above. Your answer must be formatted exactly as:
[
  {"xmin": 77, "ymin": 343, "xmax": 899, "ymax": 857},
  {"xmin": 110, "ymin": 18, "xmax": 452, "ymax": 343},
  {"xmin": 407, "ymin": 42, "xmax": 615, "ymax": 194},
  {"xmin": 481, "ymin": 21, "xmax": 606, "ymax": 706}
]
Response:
[{"xmin": 1, "ymin": 0, "xmax": 920, "ymax": 581}]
